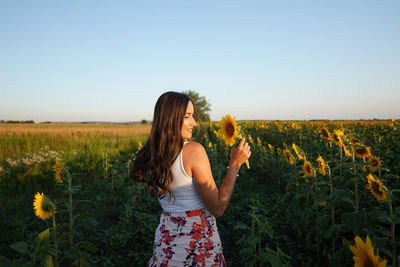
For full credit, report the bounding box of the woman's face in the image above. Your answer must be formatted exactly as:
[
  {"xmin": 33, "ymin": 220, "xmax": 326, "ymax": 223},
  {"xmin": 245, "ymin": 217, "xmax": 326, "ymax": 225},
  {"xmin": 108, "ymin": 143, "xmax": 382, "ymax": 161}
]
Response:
[{"xmin": 181, "ymin": 101, "xmax": 197, "ymax": 139}]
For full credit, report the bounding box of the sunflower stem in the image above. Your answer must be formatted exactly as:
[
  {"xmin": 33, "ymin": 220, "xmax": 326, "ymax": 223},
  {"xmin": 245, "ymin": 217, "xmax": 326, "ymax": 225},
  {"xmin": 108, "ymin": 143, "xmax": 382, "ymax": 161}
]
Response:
[
  {"xmin": 52, "ymin": 214, "xmax": 59, "ymax": 267},
  {"xmin": 388, "ymin": 197, "xmax": 396, "ymax": 267},
  {"xmin": 67, "ymin": 170, "xmax": 74, "ymax": 249},
  {"xmin": 245, "ymin": 159, "xmax": 250, "ymax": 169},
  {"xmin": 328, "ymin": 167, "xmax": 335, "ymax": 256},
  {"xmin": 314, "ymin": 175, "xmax": 320, "ymax": 264},
  {"xmin": 352, "ymin": 152, "xmax": 359, "ymax": 213}
]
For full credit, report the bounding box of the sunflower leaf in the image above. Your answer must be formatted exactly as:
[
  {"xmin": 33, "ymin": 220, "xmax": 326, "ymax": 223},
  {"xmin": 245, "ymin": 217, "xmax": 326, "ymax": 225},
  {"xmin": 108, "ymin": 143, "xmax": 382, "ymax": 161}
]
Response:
[
  {"xmin": 38, "ymin": 228, "xmax": 50, "ymax": 242},
  {"xmin": 73, "ymin": 212, "xmax": 94, "ymax": 224},
  {"xmin": 77, "ymin": 241, "xmax": 97, "ymax": 253},
  {"xmin": 0, "ymin": 255, "xmax": 12, "ymax": 267},
  {"xmin": 342, "ymin": 211, "xmax": 367, "ymax": 232},
  {"xmin": 324, "ymin": 224, "xmax": 341, "ymax": 239},
  {"xmin": 9, "ymin": 242, "xmax": 28, "ymax": 255},
  {"xmin": 377, "ymin": 215, "xmax": 394, "ymax": 224}
]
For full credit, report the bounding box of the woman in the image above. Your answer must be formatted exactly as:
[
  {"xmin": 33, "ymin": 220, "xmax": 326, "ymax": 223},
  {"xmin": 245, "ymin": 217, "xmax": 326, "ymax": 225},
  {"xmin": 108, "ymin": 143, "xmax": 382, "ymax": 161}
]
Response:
[{"xmin": 131, "ymin": 91, "xmax": 251, "ymax": 266}]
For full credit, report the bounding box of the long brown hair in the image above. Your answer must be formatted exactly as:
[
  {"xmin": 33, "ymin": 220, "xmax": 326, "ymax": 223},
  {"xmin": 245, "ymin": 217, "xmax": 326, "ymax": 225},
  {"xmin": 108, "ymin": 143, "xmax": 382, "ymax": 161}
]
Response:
[{"xmin": 130, "ymin": 91, "xmax": 194, "ymax": 201}]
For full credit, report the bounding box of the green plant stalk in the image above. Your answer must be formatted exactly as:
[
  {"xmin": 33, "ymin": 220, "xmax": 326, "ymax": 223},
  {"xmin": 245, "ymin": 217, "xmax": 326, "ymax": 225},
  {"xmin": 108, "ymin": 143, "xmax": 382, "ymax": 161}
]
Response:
[
  {"xmin": 67, "ymin": 170, "xmax": 73, "ymax": 249},
  {"xmin": 339, "ymin": 145, "xmax": 343, "ymax": 178},
  {"xmin": 388, "ymin": 197, "xmax": 396, "ymax": 267},
  {"xmin": 127, "ymin": 160, "xmax": 131, "ymax": 180},
  {"xmin": 314, "ymin": 175, "xmax": 320, "ymax": 263},
  {"xmin": 352, "ymin": 152, "xmax": 359, "ymax": 213},
  {"xmin": 250, "ymin": 211, "xmax": 256, "ymax": 262},
  {"xmin": 328, "ymin": 167, "xmax": 335, "ymax": 256},
  {"xmin": 52, "ymin": 214, "xmax": 58, "ymax": 267}
]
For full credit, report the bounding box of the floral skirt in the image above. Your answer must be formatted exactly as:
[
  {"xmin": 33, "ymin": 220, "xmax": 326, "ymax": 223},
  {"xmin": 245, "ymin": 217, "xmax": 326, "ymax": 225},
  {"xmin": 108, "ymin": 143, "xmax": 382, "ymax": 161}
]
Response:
[{"xmin": 148, "ymin": 208, "xmax": 227, "ymax": 267}]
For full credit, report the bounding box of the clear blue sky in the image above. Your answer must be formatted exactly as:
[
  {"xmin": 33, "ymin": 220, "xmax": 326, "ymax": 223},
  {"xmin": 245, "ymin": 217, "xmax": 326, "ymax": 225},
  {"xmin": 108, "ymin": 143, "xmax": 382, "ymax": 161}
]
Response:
[{"xmin": 1, "ymin": 1, "xmax": 399, "ymax": 122}]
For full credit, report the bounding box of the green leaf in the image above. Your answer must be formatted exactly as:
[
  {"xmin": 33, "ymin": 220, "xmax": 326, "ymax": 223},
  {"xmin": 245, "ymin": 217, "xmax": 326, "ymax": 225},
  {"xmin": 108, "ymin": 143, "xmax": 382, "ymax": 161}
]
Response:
[
  {"xmin": 324, "ymin": 224, "xmax": 341, "ymax": 239},
  {"xmin": 234, "ymin": 223, "xmax": 249, "ymax": 231},
  {"xmin": 72, "ymin": 212, "xmax": 94, "ymax": 224},
  {"xmin": 377, "ymin": 215, "xmax": 394, "ymax": 224},
  {"xmin": 78, "ymin": 241, "xmax": 97, "ymax": 253},
  {"xmin": 10, "ymin": 242, "xmax": 28, "ymax": 255},
  {"xmin": 0, "ymin": 255, "xmax": 12, "ymax": 267},
  {"xmin": 342, "ymin": 211, "xmax": 367, "ymax": 232},
  {"xmin": 330, "ymin": 189, "xmax": 350, "ymax": 205},
  {"xmin": 39, "ymin": 228, "xmax": 50, "ymax": 242}
]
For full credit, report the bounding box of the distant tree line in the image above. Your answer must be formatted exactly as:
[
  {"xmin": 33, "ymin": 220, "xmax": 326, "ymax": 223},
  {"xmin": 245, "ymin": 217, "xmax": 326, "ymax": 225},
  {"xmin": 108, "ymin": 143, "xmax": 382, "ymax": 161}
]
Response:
[{"xmin": 0, "ymin": 120, "xmax": 36, "ymax": 123}]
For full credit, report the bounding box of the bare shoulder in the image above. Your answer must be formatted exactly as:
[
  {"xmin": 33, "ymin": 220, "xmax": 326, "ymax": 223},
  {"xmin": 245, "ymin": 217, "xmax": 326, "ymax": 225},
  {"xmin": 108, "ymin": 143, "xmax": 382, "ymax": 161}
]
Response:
[
  {"xmin": 182, "ymin": 142, "xmax": 209, "ymax": 177},
  {"xmin": 183, "ymin": 142, "xmax": 208, "ymax": 161},
  {"xmin": 184, "ymin": 141, "xmax": 205, "ymax": 153}
]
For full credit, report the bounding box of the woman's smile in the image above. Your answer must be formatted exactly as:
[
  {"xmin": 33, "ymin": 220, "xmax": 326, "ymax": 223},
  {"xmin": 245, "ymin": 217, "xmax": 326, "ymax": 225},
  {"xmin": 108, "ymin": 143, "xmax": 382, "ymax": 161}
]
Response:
[{"xmin": 182, "ymin": 101, "xmax": 196, "ymax": 139}]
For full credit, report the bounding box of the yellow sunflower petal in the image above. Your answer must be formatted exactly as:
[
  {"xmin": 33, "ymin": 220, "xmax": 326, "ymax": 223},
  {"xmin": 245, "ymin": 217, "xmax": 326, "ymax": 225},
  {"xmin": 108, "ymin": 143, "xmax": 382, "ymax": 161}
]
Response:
[
  {"xmin": 220, "ymin": 114, "xmax": 240, "ymax": 146},
  {"xmin": 33, "ymin": 192, "xmax": 55, "ymax": 220}
]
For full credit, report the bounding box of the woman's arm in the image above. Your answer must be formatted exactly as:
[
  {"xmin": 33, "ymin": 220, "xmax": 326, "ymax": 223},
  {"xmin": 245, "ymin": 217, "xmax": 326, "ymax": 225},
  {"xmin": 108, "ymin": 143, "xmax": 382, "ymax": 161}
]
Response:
[{"xmin": 183, "ymin": 138, "xmax": 251, "ymax": 218}]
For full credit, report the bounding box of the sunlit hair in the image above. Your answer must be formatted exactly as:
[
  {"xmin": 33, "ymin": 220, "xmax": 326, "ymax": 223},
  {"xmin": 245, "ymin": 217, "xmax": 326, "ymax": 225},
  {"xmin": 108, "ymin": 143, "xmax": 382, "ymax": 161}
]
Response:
[{"xmin": 130, "ymin": 91, "xmax": 195, "ymax": 202}]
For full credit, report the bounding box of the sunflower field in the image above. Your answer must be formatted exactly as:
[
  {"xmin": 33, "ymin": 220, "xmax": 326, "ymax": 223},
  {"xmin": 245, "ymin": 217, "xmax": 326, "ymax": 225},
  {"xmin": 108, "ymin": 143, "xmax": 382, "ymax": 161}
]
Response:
[{"xmin": 0, "ymin": 120, "xmax": 399, "ymax": 266}]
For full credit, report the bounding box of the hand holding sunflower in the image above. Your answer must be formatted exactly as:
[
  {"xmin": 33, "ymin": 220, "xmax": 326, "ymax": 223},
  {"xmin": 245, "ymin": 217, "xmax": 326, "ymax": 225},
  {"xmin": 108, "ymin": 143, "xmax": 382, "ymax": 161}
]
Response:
[{"xmin": 220, "ymin": 114, "xmax": 250, "ymax": 169}]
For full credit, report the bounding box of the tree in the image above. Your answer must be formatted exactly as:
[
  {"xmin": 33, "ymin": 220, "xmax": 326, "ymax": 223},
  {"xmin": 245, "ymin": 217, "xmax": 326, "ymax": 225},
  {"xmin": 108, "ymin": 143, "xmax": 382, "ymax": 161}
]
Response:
[{"xmin": 181, "ymin": 90, "xmax": 211, "ymax": 122}]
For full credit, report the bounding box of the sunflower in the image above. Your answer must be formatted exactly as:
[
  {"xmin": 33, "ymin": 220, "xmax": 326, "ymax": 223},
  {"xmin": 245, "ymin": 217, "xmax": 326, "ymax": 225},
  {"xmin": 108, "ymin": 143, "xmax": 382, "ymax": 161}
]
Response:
[
  {"xmin": 303, "ymin": 161, "xmax": 315, "ymax": 178},
  {"xmin": 349, "ymin": 235, "xmax": 387, "ymax": 267},
  {"xmin": 319, "ymin": 127, "xmax": 331, "ymax": 141},
  {"xmin": 268, "ymin": 144, "xmax": 274, "ymax": 152},
  {"xmin": 248, "ymin": 134, "xmax": 254, "ymax": 144},
  {"xmin": 220, "ymin": 114, "xmax": 240, "ymax": 146},
  {"xmin": 292, "ymin": 122, "xmax": 300, "ymax": 129},
  {"xmin": 283, "ymin": 149, "xmax": 295, "ymax": 165},
  {"xmin": 355, "ymin": 146, "xmax": 371, "ymax": 159},
  {"xmin": 137, "ymin": 141, "xmax": 143, "ymax": 151},
  {"xmin": 316, "ymin": 155, "xmax": 326, "ymax": 176},
  {"xmin": 208, "ymin": 142, "xmax": 213, "ymax": 149},
  {"xmin": 366, "ymin": 174, "xmax": 387, "ymax": 202},
  {"xmin": 368, "ymin": 156, "xmax": 381, "ymax": 172},
  {"xmin": 276, "ymin": 147, "xmax": 281, "ymax": 155},
  {"xmin": 292, "ymin": 143, "xmax": 304, "ymax": 160},
  {"xmin": 33, "ymin": 192, "xmax": 56, "ymax": 220},
  {"xmin": 332, "ymin": 130, "xmax": 343, "ymax": 146},
  {"xmin": 53, "ymin": 161, "xmax": 63, "ymax": 183},
  {"xmin": 256, "ymin": 137, "xmax": 262, "ymax": 147},
  {"xmin": 351, "ymin": 137, "xmax": 362, "ymax": 146},
  {"xmin": 342, "ymin": 144, "xmax": 353, "ymax": 157}
]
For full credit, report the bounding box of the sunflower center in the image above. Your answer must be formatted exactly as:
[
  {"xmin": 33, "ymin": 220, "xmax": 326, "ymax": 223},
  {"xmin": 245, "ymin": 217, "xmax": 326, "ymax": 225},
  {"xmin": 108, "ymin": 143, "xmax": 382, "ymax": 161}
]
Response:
[
  {"xmin": 371, "ymin": 159, "xmax": 378, "ymax": 167},
  {"xmin": 226, "ymin": 123, "xmax": 235, "ymax": 137},
  {"xmin": 356, "ymin": 148, "xmax": 366, "ymax": 154},
  {"xmin": 371, "ymin": 181, "xmax": 383, "ymax": 196},
  {"xmin": 364, "ymin": 256, "xmax": 375, "ymax": 267},
  {"xmin": 41, "ymin": 198, "xmax": 54, "ymax": 212}
]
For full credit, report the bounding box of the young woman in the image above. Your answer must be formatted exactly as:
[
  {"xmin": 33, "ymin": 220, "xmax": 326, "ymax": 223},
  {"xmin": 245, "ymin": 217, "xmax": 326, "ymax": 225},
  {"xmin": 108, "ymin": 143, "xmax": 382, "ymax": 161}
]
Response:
[{"xmin": 131, "ymin": 91, "xmax": 251, "ymax": 266}]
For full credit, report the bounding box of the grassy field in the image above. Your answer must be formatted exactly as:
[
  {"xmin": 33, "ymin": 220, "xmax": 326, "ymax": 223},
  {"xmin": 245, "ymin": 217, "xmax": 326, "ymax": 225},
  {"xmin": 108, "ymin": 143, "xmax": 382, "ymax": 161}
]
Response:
[
  {"xmin": 0, "ymin": 121, "xmax": 399, "ymax": 266},
  {"xmin": 0, "ymin": 123, "xmax": 151, "ymax": 161}
]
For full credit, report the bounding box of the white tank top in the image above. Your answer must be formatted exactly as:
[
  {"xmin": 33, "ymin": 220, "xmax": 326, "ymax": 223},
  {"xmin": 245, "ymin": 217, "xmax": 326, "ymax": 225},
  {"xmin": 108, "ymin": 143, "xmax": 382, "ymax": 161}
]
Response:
[{"xmin": 158, "ymin": 142, "xmax": 205, "ymax": 212}]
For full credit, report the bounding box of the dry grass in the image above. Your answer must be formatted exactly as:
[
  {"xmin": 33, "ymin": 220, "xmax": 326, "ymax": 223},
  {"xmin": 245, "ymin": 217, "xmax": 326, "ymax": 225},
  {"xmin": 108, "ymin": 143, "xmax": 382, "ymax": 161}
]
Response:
[{"xmin": 0, "ymin": 123, "xmax": 151, "ymax": 137}]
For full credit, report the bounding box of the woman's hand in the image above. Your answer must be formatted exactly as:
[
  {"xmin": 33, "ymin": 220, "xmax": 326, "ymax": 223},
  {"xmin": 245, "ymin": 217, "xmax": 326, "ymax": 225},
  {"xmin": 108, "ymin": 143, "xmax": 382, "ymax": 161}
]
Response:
[{"xmin": 230, "ymin": 138, "xmax": 251, "ymax": 168}]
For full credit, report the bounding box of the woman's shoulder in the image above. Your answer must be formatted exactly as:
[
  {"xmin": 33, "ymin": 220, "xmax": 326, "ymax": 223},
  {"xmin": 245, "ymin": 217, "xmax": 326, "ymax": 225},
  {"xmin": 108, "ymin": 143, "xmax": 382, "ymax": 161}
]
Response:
[
  {"xmin": 182, "ymin": 142, "xmax": 209, "ymax": 172},
  {"xmin": 183, "ymin": 141, "xmax": 207, "ymax": 158},
  {"xmin": 184, "ymin": 141, "xmax": 204, "ymax": 151}
]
